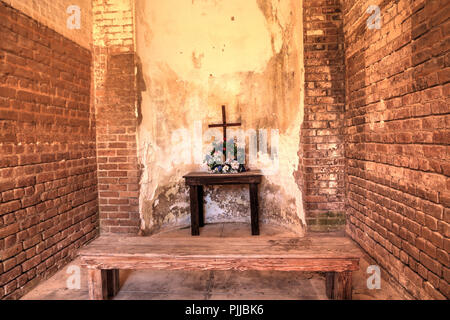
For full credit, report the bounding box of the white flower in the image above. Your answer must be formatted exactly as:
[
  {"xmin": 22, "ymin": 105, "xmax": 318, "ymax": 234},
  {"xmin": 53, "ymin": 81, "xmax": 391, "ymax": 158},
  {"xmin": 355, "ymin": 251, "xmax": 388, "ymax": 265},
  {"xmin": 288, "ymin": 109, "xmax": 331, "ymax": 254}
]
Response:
[
  {"xmin": 213, "ymin": 151, "xmax": 223, "ymax": 163},
  {"xmin": 222, "ymin": 165, "xmax": 229, "ymax": 173},
  {"xmin": 231, "ymin": 160, "xmax": 239, "ymax": 170}
]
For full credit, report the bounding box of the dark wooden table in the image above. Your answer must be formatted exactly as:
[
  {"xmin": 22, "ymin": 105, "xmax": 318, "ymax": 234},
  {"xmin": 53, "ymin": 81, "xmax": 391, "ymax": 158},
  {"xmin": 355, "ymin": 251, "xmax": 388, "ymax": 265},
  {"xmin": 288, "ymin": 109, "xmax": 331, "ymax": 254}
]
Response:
[{"xmin": 183, "ymin": 170, "xmax": 263, "ymax": 236}]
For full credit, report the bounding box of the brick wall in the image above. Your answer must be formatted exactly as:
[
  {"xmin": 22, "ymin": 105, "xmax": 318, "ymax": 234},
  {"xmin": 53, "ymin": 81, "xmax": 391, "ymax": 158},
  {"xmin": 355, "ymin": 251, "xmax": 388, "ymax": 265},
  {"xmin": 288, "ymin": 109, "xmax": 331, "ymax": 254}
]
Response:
[
  {"xmin": 0, "ymin": 2, "xmax": 98, "ymax": 299},
  {"xmin": 93, "ymin": 0, "xmax": 140, "ymax": 234},
  {"xmin": 344, "ymin": 0, "xmax": 449, "ymax": 299},
  {"xmin": 3, "ymin": 0, "xmax": 92, "ymax": 49},
  {"xmin": 302, "ymin": 0, "xmax": 346, "ymax": 231}
]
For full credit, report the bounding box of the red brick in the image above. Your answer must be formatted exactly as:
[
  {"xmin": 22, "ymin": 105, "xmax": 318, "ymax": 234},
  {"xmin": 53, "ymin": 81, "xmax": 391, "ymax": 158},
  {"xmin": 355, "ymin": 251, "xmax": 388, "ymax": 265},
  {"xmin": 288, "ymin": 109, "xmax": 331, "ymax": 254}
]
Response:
[
  {"xmin": 0, "ymin": 1, "xmax": 98, "ymax": 300},
  {"xmin": 345, "ymin": 0, "xmax": 449, "ymax": 300},
  {"xmin": 0, "ymin": 200, "xmax": 21, "ymax": 216}
]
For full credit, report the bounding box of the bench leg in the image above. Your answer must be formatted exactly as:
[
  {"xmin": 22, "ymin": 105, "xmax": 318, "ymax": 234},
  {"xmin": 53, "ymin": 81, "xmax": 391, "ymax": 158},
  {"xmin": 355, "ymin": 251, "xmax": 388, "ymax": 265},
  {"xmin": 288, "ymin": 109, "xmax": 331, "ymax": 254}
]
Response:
[
  {"xmin": 325, "ymin": 271, "xmax": 352, "ymax": 300},
  {"xmin": 88, "ymin": 269, "xmax": 107, "ymax": 300},
  {"xmin": 198, "ymin": 186, "xmax": 204, "ymax": 227},
  {"xmin": 88, "ymin": 269, "xmax": 120, "ymax": 300},
  {"xmin": 325, "ymin": 272, "xmax": 335, "ymax": 299},
  {"xmin": 189, "ymin": 185, "xmax": 200, "ymax": 236},
  {"xmin": 106, "ymin": 269, "xmax": 120, "ymax": 297},
  {"xmin": 249, "ymin": 183, "xmax": 259, "ymax": 235}
]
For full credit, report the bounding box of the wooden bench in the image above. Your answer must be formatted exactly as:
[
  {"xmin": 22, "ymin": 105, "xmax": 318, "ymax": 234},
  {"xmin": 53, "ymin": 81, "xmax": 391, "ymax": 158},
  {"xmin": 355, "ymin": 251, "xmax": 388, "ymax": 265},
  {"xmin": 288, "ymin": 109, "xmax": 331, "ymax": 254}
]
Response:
[{"xmin": 79, "ymin": 236, "xmax": 361, "ymax": 300}]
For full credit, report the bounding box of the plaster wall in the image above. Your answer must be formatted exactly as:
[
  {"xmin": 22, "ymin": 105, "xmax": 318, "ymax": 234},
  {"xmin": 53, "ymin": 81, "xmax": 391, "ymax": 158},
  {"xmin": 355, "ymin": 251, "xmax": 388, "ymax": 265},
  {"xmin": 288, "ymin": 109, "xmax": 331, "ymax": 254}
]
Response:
[{"xmin": 135, "ymin": 0, "xmax": 305, "ymax": 235}]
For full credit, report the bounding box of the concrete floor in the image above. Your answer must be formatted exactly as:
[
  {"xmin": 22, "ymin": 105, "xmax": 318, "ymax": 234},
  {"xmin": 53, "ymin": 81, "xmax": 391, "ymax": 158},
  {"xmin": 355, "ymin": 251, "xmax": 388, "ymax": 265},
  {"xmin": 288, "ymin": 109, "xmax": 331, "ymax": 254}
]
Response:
[{"xmin": 22, "ymin": 223, "xmax": 413, "ymax": 300}]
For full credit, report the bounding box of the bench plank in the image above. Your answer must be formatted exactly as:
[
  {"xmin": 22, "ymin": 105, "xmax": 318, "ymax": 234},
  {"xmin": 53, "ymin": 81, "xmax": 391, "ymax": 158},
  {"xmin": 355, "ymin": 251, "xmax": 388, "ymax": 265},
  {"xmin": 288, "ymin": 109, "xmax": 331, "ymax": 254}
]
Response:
[{"xmin": 80, "ymin": 236, "xmax": 361, "ymax": 258}]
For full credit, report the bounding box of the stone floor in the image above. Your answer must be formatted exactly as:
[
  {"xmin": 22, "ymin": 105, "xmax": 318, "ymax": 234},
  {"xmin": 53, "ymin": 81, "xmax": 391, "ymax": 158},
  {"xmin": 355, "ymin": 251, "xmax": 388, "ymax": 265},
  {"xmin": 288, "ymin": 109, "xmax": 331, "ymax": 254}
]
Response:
[{"xmin": 22, "ymin": 223, "xmax": 413, "ymax": 300}]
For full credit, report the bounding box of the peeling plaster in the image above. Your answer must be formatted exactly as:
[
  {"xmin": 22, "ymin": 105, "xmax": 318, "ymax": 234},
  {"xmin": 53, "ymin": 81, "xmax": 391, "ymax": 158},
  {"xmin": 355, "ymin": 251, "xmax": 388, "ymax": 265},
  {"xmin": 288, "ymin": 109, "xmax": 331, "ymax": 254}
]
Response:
[{"xmin": 135, "ymin": 0, "xmax": 305, "ymax": 235}]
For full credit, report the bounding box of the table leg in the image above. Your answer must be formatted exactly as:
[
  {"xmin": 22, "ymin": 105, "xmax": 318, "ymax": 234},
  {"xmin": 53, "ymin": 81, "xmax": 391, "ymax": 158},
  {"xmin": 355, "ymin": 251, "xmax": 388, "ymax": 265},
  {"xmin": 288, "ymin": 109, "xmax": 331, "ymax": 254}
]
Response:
[
  {"xmin": 198, "ymin": 185, "xmax": 204, "ymax": 227},
  {"xmin": 249, "ymin": 183, "xmax": 259, "ymax": 235},
  {"xmin": 189, "ymin": 185, "xmax": 200, "ymax": 236}
]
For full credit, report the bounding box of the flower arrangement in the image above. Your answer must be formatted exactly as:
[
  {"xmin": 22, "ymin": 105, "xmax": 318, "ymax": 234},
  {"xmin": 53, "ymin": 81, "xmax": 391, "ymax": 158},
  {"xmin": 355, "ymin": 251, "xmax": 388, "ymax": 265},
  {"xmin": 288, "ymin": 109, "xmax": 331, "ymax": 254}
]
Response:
[{"xmin": 204, "ymin": 139, "xmax": 246, "ymax": 174}]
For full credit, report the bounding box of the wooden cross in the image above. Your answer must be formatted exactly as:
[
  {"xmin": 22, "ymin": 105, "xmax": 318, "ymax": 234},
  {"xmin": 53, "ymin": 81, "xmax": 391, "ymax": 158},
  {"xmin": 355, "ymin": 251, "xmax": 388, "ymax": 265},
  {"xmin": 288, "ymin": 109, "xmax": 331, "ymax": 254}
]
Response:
[{"xmin": 208, "ymin": 105, "xmax": 241, "ymax": 158}]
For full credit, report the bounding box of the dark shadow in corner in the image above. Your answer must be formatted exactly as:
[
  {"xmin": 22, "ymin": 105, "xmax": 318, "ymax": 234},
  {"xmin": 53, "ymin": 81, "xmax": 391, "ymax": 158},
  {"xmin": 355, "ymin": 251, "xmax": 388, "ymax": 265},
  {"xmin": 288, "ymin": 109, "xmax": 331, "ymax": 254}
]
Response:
[{"xmin": 135, "ymin": 54, "xmax": 146, "ymax": 126}]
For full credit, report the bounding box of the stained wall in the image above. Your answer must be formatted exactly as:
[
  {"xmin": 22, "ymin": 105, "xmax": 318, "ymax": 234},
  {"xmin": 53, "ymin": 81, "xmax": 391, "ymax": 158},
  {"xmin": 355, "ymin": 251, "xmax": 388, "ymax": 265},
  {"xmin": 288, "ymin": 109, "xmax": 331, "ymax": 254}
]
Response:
[{"xmin": 135, "ymin": 0, "xmax": 306, "ymax": 234}]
